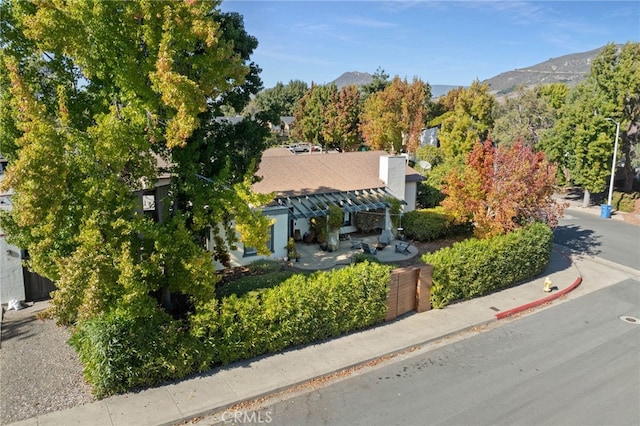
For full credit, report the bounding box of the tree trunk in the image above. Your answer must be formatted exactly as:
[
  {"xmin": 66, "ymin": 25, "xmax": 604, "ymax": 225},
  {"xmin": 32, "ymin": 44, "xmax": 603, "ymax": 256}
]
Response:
[
  {"xmin": 161, "ymin": 285, "xmax": 172, "ymax": 311},
  {"xmin": 582, "ymin": 188, "xmax": 591, "ymax": 208},
  {"xmin": 622, "ymin": 147, "xmax": 634, "ymax": 193},
  {"xmin": 621, "ymin": 124, "xmax": 637, "ymax": 193}
]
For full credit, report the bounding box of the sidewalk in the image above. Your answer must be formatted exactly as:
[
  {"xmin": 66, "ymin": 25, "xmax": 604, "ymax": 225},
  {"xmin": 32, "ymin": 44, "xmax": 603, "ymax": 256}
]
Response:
[{"xmin": 10, "ymin": 244, "xmax": 593, "ymax": 426}]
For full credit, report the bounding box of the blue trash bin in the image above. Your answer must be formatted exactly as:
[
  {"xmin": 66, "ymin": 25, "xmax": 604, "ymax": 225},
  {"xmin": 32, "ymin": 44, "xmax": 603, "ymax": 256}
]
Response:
[{"xmin": 600, "ymin": 204, "xmax": 612, "ymax": 219}]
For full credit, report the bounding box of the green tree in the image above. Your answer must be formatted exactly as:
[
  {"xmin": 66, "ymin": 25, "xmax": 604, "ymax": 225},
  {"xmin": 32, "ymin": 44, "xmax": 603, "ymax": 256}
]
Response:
[
  {"xmin": 0, "ymin": 1, "xmax": 272, "ymax": 324},
  {"xmin": 322, "ymin": 84, "xmax": 362, "ymax": 151},
  {"xmin": 587, "ymin": 42, "xmax": 640, "ymax": 192},
  {"xmin": 250, "ymin": 79, "xmax": 309, "ymax": 122},
  {"xmin": 362, "ymin": 66, "xmax": 390, "ymax": 98},
  {"xmin": 492, "ymin": 84, "xmax": 567, "ymax": 147},
  {"xmin": 292, "ymin": 83, "xmax": 336, "ymax": 148},
  {"xmin": 540, "ymin": 80, "xmax": 619, "ymax": 206},
  {"xmin": 437, "ymin": 80, "xmax": 496, "ymax": 159}
]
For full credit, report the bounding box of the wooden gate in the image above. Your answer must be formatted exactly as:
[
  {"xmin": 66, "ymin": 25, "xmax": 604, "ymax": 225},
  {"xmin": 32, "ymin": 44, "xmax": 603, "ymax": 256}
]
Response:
[
  {"xmin": 386, "ymin": 265, "xmax": 433, "ymax": 321},
  {"xmin": 23, "ymin": 267, "xmax": 56, "ymax": 302}
]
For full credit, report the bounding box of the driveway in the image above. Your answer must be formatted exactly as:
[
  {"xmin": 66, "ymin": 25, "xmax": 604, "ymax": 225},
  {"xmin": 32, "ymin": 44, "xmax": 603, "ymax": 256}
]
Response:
[{"xmin": 0, "ymin": 301, "xmax": 94, "ymax": 425}]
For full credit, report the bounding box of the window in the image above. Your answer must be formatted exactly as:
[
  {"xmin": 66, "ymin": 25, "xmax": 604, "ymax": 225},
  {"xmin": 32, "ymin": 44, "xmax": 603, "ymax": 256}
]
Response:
[
  {"xmin": 343, "ymin": 211, "xmax": 352, "ymax": 226},
  {"xmin": 243, "ymin": 225, "xmax": 274, "ymax": 257},
  {"xmin": 243, "ymin": 246, "xmax": 258, "ymax": 257},
  {"xmin": 142, "ymin": 192, "xmax": 158, "ymax": 222}
]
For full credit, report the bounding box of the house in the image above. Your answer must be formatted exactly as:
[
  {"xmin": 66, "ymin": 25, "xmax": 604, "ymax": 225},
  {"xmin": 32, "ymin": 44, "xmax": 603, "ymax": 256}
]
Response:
[
  {"xmin": 0, "ymin": 157, "xmax": 25, "ymax": 304},
  {"xmin": 221, "ymin": 149, "xmax": 423, "ymax": 268},
  {"xmin": 0, "ymin": 156, "xmax": 56, "ymax": 304},
  {"xmin": 420, "ymin": 127, "xmax": 439, "ymax": 148},
  {"xmin": 268, "ymin": 116, "xmax": 295, "ymax": 136}
]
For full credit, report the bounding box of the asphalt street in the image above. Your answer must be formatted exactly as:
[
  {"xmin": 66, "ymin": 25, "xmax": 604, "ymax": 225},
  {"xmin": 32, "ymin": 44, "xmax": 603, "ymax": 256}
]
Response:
[
  {"xmin": 554, "ymin": 210, "xmax": 640, "ymax": 269},
  {"xmin": 232, "ymin": 279, "xmax": 640, "ymax": 426}
]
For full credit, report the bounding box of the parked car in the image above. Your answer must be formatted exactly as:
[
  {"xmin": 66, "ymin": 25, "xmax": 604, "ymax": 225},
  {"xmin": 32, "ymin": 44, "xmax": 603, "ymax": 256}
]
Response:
[{"xmin": 289, "ymin": 143, "xmax": 310, "ymax": 153}]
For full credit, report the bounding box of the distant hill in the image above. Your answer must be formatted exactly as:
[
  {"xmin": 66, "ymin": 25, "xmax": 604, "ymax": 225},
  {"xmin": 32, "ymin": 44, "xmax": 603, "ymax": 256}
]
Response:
[
  {"xmin": 330, "ymin": 46, "xmax": 610, "ymax": 99},
  {"xmin": 483, "ymin": 46, "xmax": 607, "ymax": 96},
  {"xmin": 332, "ymin": 71, "xmax": 372, "ymax": 89},
  {"xmin": 331, "ymin": 71, "xmax": 461, "ymax": 98}
]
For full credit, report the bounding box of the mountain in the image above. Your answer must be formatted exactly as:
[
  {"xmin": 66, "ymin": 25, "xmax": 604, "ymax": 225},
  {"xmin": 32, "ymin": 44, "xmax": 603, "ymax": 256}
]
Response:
[
  {"xmin": 332, "ymin": 71, "xmax": 372, "ymax": 89},
  {"xmin": 483, "ymin": 46, "xmax": 606, "ymax": 96},
  {"xmin": 331, "ymin": 71, "xmax": 461, "ymax": 98},
  {"xmin": 330, "ymin": 46, "xmax": 609, "ymax": 99}
]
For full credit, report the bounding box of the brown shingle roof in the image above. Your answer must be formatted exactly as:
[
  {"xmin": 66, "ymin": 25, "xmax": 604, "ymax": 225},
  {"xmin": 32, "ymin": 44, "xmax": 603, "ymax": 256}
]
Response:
[{"xmin": 253, "ymin": 150, "xmax": 421, "ymax": 197}]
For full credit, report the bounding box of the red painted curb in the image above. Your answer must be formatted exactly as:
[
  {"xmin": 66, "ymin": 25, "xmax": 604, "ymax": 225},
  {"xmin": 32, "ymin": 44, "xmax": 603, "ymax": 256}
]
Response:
[{"xmin": 495, "ymin": 276, "xmax": 583, "ymax": 320}]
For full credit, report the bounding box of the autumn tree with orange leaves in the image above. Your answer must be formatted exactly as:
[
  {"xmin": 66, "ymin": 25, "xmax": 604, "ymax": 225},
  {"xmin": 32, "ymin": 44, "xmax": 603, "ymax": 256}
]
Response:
[
  {"xmin": 322, "ymin": 85, "xmax": 362, "ymax": 151},
  {"xmin": 442, "ymin": 140, "xmax": 566, "ymax": 239},
  {"xmin": 360, "ymin": 76, "xmax": 430, "ymax": 154}
]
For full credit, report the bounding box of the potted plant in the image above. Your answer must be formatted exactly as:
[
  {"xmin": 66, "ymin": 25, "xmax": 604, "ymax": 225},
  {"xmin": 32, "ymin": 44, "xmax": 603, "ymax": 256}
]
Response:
[
  {"xmin": 285, "ymin": 237, "xmax": 300, "ymax": 262},
  {"xmin": 326, "ymin": 205, "xmax": 344, "ymax": 251}
]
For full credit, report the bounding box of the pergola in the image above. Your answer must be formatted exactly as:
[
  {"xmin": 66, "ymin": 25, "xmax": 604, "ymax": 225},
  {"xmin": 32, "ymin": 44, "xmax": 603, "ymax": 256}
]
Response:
[{"xmin": 275, "ymin": 187, "xmax": 401, "ymax": 220}]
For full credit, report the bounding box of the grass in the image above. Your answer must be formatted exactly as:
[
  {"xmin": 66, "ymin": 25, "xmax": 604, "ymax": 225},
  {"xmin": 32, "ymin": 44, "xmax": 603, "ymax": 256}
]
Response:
[{"xmin": 215, "ymin": 270, "xmax": 298, "ymax": 299}]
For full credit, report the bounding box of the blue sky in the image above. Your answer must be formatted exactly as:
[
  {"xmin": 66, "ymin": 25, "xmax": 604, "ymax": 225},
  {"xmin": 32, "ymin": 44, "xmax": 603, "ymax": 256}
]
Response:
[{"xmin": 219, "ymin": 1, "xmax": 639, "ymax": 89}]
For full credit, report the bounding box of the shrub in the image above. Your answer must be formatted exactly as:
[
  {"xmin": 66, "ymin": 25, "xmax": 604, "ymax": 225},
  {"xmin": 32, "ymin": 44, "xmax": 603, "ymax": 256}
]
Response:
[
  {"xmin": 247, "ymin": 259, "xmax": 284, "ymax": 274},
  {"xmin": 215, "ymin": 270, "xmax": 295, "ymax": 299},
  {"xmin": 416, "ymin": 181, "xmax": 445, "ymax": 209},
  {"xmin": 70, "ymin": 306, "xmax": 204, "ymax": 398},
  {"xmin": 75, "ymin": 262, "xmax": 392, "ymax": 397},
  {"xmin": 195, "ymin": 261, "xmax": 392, "ymax": 365},
  {"xmin": 423, "ymin": 222, "xmax": 553, "ymax": 308},
  {"xmin": 352, "ymin": 253, "xmax": 380, "ymax": 264},
  {"xmin": 611, "ymin": 191, "xmax": 639, "ymax": 212},
  {"xmin": 402, "ymin": 207, "xmax": 472, "ymax": 241}
]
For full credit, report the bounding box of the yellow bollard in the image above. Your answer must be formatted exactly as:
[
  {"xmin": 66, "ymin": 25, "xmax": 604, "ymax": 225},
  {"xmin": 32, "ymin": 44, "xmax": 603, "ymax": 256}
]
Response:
[{"xmin": 543, "ymin": 277, "xmax": 553, "ymax": 292}]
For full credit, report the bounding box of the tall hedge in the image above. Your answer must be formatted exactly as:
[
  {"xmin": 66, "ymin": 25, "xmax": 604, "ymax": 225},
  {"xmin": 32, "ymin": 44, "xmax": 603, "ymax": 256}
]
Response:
[
  {"xmin": 71, "ymin": 261, "xmax": 392, "ymax": 397},
  {"xmin": 402, "ymin": 207, "xmax": 472, "ymax": 241},
  {"xmin": 193, "ymin": 261, "xmax": 392, "ymax": 364},
  {"xmin": 422, "ymin": 223, "xmax": 553, "ymax": 308},
  {"xmin": 70, "ymin": 306, "xmax": 206, "ymax": 398}
]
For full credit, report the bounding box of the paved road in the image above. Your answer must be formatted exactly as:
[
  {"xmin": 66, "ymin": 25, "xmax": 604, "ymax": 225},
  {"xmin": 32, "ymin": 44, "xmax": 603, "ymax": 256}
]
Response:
[
  {"xmin": 554, "ymin": 209, "xmax": 640, "ymax": 270},
  {"xmin": 227, "ymin": 279, "xmax": 640, "ymax": 426}
]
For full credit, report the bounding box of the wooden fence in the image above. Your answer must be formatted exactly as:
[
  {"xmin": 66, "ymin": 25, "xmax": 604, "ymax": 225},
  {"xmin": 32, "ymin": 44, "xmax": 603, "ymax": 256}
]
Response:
[
  {"xmin": 386, "ymin": 264, "xmax": 433, "ymax": 321},
  {"xmin": 22, "ymin": 267, "xmax": 56, "ymax": 302}
]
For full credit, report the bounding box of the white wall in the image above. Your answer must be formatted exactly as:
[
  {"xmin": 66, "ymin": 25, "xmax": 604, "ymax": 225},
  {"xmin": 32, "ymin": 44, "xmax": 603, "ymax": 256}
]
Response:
[
  {"xmin": 379, "ymin": 155, "xmax": 406, "ymax": 201},
  {"xmin": 0, "ymin": 176, "xmax": 26, "ymax": 304},
  {"xmin": 0, "ymin": 236, "xmax": 26, "ymax": 304},
  {"xmin": 404, "ymin": 181, "xmax": 417, "ymax": 212},
  {"xmin": 221, "ymin": 206, "xmax": 290, "ymax": 270},
  {"xmin": 291, "ymin": 217, "xmax": 310, "ymax": 239}
]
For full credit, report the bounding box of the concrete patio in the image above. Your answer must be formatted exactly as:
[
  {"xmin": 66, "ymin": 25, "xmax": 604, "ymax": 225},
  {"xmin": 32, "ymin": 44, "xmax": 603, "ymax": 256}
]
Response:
[{"xmin": 291, "ymin": 234, "xmax": 420, "ymax": 270}]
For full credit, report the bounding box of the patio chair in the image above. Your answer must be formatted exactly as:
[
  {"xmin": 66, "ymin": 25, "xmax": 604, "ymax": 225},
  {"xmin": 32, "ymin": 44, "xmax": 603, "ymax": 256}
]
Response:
[
  {"xmin": 361, "ymin": 242, "xmax": 377, "ymax": 255},
  {"xmin": 395, "ymin": 241, "xmax": 411, "ymax": 254},
  {"xmin": 348, "ymin": 234, "xmax": 363, "ymax": 249}
]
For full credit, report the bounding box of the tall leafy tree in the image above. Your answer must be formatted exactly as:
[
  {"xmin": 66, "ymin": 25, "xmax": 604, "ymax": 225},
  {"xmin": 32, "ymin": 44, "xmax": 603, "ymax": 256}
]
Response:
[
  {"xmin": 250, "ymin": 79, "xmax": 308, "ymax": 122},
  {"xmin": 0, "ymin": 0, "xmax": 271, "ymax": 324},
  {"xmin": 361, "ymin": 66, "xmax": 390, "ymax": 98},
  {"xmin": 437, "ymin": 80, "xmax": 496, "ymax": 159},
  {"xmin": 292, "ymin": 83, "xmax": 336, "ymax": 148},
  {"xmin": 442, "ymin": 140, "xmax": 565, "ymax": 239},
  {"xmin": 587, "ymin": 42, "xmax": 640, "ymax": 192},
  {"xmin": 539, "ymin": 42, "xmax": 640, "ymax": 205},
  {"xmin": 540, "ymin": 83, "xmax": 615, "ymax": 206},
  {"xmin": 360, "ymin": 76, "xmax": 430, "ymax": 153},
  {"xmin": 322, "ymin": 84, "xmax": 362, "ymax": 151},
  {"xmin": 492, "ymin": 84, "xmax": 568, "ymax": 147}
]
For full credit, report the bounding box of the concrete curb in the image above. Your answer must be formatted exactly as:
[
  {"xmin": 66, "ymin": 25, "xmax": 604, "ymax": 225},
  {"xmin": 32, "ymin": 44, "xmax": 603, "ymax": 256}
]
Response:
[
  {"xmin": 495, "ymin": 277, "xmax": 582, "ymax": 320},
  {"xmin": 495, "ymin": 247, "xmax": 582, "ymax": 320}
]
